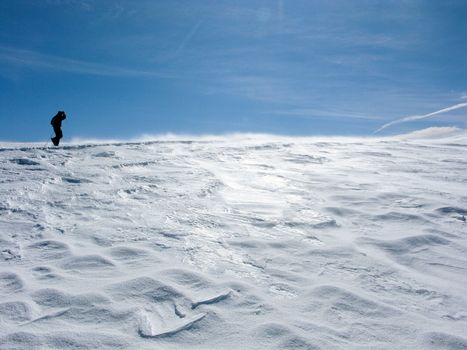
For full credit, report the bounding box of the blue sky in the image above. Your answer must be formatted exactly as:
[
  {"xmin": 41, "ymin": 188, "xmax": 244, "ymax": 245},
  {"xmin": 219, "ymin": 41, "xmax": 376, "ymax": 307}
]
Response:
[{"xmin": 1, "ymin": 0, "xmax": 466, "ymax": 141}]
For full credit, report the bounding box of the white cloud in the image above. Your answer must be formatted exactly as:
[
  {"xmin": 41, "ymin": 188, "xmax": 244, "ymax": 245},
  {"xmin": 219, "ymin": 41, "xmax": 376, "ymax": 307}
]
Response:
[{"xmin": 393, "ymin": 126, "xmax": 464, "ymax": 140}]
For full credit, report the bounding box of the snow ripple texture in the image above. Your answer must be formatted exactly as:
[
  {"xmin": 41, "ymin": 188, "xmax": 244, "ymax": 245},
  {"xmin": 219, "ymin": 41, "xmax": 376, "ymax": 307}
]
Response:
[{"xmin": 0, "ymin": 134, "xmax": 467, "ymax": 349}]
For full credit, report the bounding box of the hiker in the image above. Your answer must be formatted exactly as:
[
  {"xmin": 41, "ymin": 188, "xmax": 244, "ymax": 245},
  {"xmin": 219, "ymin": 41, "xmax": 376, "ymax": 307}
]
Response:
[{"xmin": 51, "ymin": 111, "xmax": 66, "ymax": 146}]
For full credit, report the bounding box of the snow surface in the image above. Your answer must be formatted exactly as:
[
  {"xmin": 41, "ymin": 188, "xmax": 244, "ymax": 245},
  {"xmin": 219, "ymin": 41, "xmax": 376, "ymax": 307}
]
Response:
[{"xmin": 1, "ymin": 131, "xmax": 467, "ymax": 349}]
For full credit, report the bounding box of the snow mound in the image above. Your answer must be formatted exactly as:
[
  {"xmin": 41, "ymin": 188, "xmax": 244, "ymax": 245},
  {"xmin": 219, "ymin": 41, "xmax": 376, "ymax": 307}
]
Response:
[{"xmin": 0, "ymin": 135, "xmax": 466, "ymax": 349}]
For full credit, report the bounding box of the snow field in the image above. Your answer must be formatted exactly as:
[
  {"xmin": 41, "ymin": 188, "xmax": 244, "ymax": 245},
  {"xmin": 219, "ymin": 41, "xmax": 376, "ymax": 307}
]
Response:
[{"xmin": 0, "ymin": 133, "xmax": 467, "ymax": 349}]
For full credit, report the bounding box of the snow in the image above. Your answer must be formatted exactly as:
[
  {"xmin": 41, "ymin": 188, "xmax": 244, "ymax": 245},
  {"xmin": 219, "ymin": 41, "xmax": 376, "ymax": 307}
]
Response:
[{"xmin": 1, "ymin": 131, "xmax": 467, "ymax": 349}]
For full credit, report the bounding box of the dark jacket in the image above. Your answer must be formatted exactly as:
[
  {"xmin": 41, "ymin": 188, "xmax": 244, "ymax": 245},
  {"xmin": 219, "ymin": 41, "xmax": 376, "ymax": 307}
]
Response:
[{"xmin": 51, "ymin": 112, "xmax": 66, "ymax": 128}]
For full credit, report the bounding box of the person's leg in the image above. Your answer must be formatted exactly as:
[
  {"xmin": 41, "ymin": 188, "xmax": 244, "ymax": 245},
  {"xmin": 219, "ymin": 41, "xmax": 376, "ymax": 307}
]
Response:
[
  {"xmin": 52, "ymin": 126, "xmax": 62, "ymax": 146},
  {"xmin": 51, "ymin": 131, "xmax": 57, "ymax": 145}
]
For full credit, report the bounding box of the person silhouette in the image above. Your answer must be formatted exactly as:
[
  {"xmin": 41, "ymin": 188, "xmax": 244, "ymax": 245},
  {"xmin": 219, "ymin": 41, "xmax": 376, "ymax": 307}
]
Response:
[{"xmin": 51, "ymin": 111, "xmax": 67, "ymax": 146}]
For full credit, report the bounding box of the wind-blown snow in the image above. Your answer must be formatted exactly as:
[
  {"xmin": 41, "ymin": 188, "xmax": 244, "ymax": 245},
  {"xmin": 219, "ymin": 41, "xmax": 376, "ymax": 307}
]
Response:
[{"xmin": 1, "ymin": 131, "xmax": 467, "ymax": 349}]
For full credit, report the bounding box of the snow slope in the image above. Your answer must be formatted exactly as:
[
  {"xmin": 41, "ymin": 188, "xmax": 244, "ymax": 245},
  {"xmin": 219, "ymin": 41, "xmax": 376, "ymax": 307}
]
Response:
[{"xmin": 1, "ymin": 132, "xmax": 467, "ymax": 349}]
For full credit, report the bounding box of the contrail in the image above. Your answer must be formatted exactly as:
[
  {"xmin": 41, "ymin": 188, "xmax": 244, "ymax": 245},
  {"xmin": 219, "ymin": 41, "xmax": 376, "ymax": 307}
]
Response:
[
  {"xmin": 174, "ymin": 20, "xmax": 203, "ymax": 56},
  {"xmin": 374, "ymin": 102, "xmax": 467, "ymax": 133}
]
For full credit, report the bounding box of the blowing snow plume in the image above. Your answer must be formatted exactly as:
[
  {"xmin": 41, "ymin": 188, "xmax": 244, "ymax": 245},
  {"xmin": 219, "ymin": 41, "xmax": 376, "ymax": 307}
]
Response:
[{"xmin": 374, "ymin": 102, "xmax": 467, "ymax": 133}]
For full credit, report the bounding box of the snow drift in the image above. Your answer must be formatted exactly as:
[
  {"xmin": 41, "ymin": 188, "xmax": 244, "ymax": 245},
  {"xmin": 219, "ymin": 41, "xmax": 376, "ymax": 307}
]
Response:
[{"xmin": 1, "ymin": 130, "xmax": 466, "ymax": 349}]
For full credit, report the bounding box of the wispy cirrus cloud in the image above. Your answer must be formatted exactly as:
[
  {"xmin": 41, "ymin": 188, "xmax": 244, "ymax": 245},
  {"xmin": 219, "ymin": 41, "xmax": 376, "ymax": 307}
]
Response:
[
  {"xmin": 374, "ymin": 102, "xmax": 467, "ymax": 133},
  {"xmin": 267, "ymin": 108, "xmax": 380, "ymax": 120},
  {"xmin": 45, "ymin": 0, "xmax": 94, "ymax": 11},
  {"xmin": 0, "ymin": 46, "xmax": 167, "ymax": 78}
]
